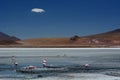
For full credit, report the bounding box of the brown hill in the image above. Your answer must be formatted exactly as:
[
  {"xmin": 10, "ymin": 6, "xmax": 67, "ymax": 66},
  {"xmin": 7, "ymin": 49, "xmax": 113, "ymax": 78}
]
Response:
[
  {"xmin": 86, "ymin": 29, "xmax": 120, "ymax": 38},
  {"xmin": 68, "ymin": 29, "xmax": 120, "ymax": 46},
  {"xmin": 22, "ymin": 29, "xmax": 120, "ymax": 47},
  {"xmin": 0, "ymin": 32, "xmax": 20, "ymax": 45}
]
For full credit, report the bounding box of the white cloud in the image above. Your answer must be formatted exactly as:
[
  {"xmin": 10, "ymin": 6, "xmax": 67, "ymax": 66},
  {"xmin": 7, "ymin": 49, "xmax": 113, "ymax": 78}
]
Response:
[{"xmin": 31, "ymin": 8, "xmax": 45, "ymax": 13}]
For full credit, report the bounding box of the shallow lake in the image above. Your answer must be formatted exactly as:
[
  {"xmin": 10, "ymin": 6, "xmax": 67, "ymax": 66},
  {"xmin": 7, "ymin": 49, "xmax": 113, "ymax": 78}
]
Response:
[{"xmin": 0, "ymin": 48, "xmax": 120, "ymax": 80}]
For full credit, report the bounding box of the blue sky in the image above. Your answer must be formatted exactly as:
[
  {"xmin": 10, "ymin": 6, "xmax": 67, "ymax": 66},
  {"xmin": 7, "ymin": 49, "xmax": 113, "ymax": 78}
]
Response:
[{"xmin": 0, "ymin": 0, "xmax": 120, "ymax": 39}]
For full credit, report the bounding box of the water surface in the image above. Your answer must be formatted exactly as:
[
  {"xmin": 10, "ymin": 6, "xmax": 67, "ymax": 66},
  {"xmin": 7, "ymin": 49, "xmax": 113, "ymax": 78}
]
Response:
[{"xmin": 0, "ymin": 48, "xmax": 120, "ymax": 80}]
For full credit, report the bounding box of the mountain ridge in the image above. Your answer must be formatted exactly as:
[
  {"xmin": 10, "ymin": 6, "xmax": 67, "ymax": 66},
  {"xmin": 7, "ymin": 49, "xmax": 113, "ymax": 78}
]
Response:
[
  {"xmin": 0, "ymin": 32, "xmax": 20, "ymax": 45},
  {"xmin": 0, "ymin": 29, "xmax": 120, "ymax": 47},
  {"xmin": 0, "ymin": 32, "xmax": 20, "ymax": 41},
  {"xmin": 22, "ymin": 28, "xmax": 120, "ymax": 47}
]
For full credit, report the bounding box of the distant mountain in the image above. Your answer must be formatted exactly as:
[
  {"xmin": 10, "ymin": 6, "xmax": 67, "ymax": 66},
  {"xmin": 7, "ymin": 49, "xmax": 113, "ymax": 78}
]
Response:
[
  {"xmin": 0, "ymin": 32, "xmax": 20, "ymax": 41},
  {"xmin": 0, "ymin": 29, "xmax": 120, "ymax": 47},
  {"xmin": 106, "ymin": 29, "xmax": 120, "ymax": 34},
  {"xmin": 0, "ymin": 32, "xmax": 20, "ymax": 45},
  {"xmin": 86, "ymin": 29, "xmax": 120, "ymax": 38},
  {"xmin": 75, "ymin": 28, "xmax": 120, "ymax": 45},
  {"xmin": 22, "ymin": 29, "xmax": 120, "ymax": 47},
  {"xmin": 0, "ymin": 32, "xmax": 10, "ymax": 39}
]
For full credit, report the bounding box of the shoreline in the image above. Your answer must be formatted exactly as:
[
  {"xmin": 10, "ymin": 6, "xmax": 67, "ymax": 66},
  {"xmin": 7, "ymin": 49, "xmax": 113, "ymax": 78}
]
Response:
[{"xmin": 0, "ymin": 45, "xmax": 120, "ymax": 48}]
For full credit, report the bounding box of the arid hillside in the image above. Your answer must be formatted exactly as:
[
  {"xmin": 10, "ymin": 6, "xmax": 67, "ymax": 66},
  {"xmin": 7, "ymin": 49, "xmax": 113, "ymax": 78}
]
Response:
[
  {"xmin": 21, "ymin": 29, "xmax": 120, "ymax": 47},
  {"xmin": 0, "ymin": 29, "xmax": 120, "ymax": 47},
  {"xmin": 0, "ymin": 32, "xmax": 20, "ymax": 45}
]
